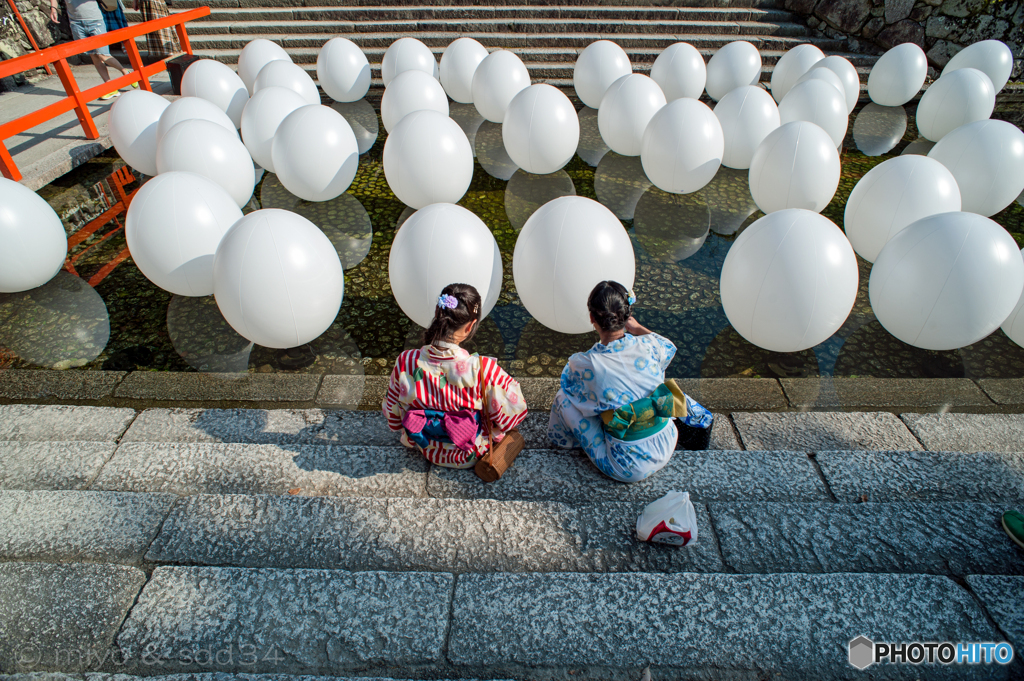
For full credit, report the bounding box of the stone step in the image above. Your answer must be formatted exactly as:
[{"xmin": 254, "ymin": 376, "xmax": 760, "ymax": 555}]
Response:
[
  {"xmin": 167, "ymin": 0, "xmax": 788, "ymax": 7},
  {"xmin": 0, "ymin": 404, "xmax": 136, "ymax": 442},
  {"xmin": 2, "ymin": 676, "xmax": 508, "ymax": 681}
]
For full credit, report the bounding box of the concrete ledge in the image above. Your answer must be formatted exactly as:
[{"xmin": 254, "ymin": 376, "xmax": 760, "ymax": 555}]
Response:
[
  {"xmin": 966, "ymin": 576, "xmax": 1024, "ymax": 662},
  {"xmin": 781, "ymin": 378, "xmax": 995, "ymax": 410},
  {"xmin": 0, "ymin": 441, "xmax": 117, "ymax": 491},
  {"xmin": 731, "ymin": 411, "xmax": 922, "ymax": 451},
  {"xmin": 900, "ymin": 413, "xmax": 1024, "ymax": 453},
  {"xmin": 115, "ymin": 372, "xmax": 321, "ymax": 405},
  {"xmin": 0, "ymin": 405, "xmax": 136, "ymax": 442},
  {"xmin": 0, "ymin": 370, "xmax": 125, "ymax": 401},
  {"xmin": 977, "ymin": 379, "xmax": 1024, "ymax": 407},
  {"xmin": 672, "ymin": 378, "xmax": 787, "ymax": 411},
  {"xmin": 315, "ymin": 375, "xmax": 378, "ymax": 409}
]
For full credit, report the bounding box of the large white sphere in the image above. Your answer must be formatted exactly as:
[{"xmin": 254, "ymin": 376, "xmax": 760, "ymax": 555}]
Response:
[
  {"xmin": 870, "ymin": 211, "xmax": 1024, "ymax": 350},
  {"xmin": 778, "ymin": 79, "xmax": 849, "ymax": 148},
  {"xmin": 598, "ymin": 74, "xmax": 666, "ymax": 157},
  {"xmin": 1001, "ymin": 248, "xmax": 1024, "ymax": 348},
  {"xmin": 389, "ymin": 203, "xmax": 502, "ymax": 328},
  {"xmin": 0, "ymin": 178, "xmax": 67, "ymax": 293},
  {"xmin": 770, "ymin": 44, "xmax": 824, "ymax": 103},
  {"xmin": 573, "ymin": 40, "xmax": 632, "ymax": 109},
  {"xmin": 809, "ymin": 55, "xmax": 860, "ymax": 113},
  {"xmin": 253, "ymin": 60, "xmax": 320, "ymax": 106},
  {"xmin": 928, "ymin": 119, "xmax": 1024, "ymax": 217},
  {"xmin": 916, "ymin": 68, "xmax": 995, "ymax": 142},
  {"xmin": 440, "ymin": 38, "xmax": 489, "ymax": 104},
  {"xmin": 943, "ymin": 40, "xmax": 1014, "ymax": 93},
  {"xmin": 705, "ymin": 40, "xmax": 761, "ymax": 102},
  {"xmin": 383, "ymin": 109, "xmax": 474, "ymax": 209},
  {"xmin": 380, "ymin": 69, "xmax": 449, "ymax": 133},
  {"xmin": 108, "ymin": 89, "xmax": 169, "ymax": 176},
  {"xmin": 214, "ymin": 209, "xmax": 344, "ymax": 348},
  {"xmin": 239, "ymin": 86, "xmax": 308, "ymax": 172},
  {"xmin": 513, "ymin": 196, "xmax": 635, "ymax": 334},
  {"xmin": 157, "ymin": 96, "xmax": 237, "ymax": 149},
  {"xmin": 381, "ymin": 37, "xmax": 438, "ymax": 87},
  {"xmin": 720, "ymin": 208, "xmax": 858, "ymax": 352},
  {"xmin": 641, "ymin": 98, "xmax": 723, "ymax": 194},
  {"xmin": 157, "ymin": 119, "xmax": 255, "ymax": 207},
  {"xmin": 748, "ymin": 121, "xmax": 840, "ymax": 214},
  {"xmin": 316, "ymin": 38, "xmax": 370, "ymax": 103},
  {"xmin": 125, "ymin": 171, "xmax": 243, "ymax": 296},
  {"xmin": 331, "ymin": 99, "xmax": 379, "ymax": 155},
  {"xmin": 868, "ymin": 43, "xmax": 927, "ymax": 107},
  {"xmin": 793, "ymin": 65, "xmax": 846, "ymax": 100},
  {"xmin": 472, "ymin": 50, "xmax": 531, "ymax": 123},
  {"xmin": 713, "ymin": 85, "xmax": 780, "ymax": 170},
  {"xmin": 844, "ymin": 155, "xmax": 961, "ymax": 262},
  {"xmin": 502, "ymin": 84, "xmax": 579, "ymax": 175},
  {"xmin": 650, "ymin": 42, "xmax": 706, "ymax": 101},
  {"xmin": 237, "ymin": 39, "xmax": 291, "ymax": 95},
  {"xmin": 272, "ymin": 105, "xmax": 359, "ymax": 202},
  {"xmin": 181, "ymin": 59, "xmax": 249, "ymax": 128}
]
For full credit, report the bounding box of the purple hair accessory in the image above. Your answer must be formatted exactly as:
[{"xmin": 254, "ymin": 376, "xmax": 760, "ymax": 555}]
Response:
[{"xmin": 438, "ymin": 293, "xmax": 459, "ymax": 310}]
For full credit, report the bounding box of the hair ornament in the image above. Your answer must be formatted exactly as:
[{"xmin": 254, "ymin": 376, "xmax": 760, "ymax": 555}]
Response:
[
  {"xmin": 627, "ymin": 290, "xmax": 637, "ymax": 306},
  {"xmin": 437, "ymin": 293, "xmax": 459, "ymax": 310}
]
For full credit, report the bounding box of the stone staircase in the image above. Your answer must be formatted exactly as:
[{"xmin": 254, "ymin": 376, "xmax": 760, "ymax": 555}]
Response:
[{"xmin": 1, "ymin": 402, "xmax": 1023, "ymax": 679}]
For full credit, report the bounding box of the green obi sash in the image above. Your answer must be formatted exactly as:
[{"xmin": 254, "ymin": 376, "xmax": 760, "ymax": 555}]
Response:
[{"xmin": 600, "ymin": 379, "xmax": 689, "ymax": 442}]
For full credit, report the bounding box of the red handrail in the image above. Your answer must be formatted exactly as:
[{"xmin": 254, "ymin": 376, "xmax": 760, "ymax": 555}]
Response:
[{"xmin": 0, "ymin": 5, "xmax": 211, "ymax": 182}]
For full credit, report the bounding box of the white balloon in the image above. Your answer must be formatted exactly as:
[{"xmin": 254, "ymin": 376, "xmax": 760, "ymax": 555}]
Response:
[
  {"xmin": 844, "ymin": 155, "xmax": 961, "ymax": 262},
  {"xmin": 381, "ymin": 37, "xmax": 437, "ymax": 87},
  {"xmin": 472, "ymin": 50, "xmax": 531, "ymax": 123},
  {"xmin": 748, "ymin": 121, "xmax": 840, "ymax": 214},
  {"xmin": 157, "ymin": 97, "xmax": 236, "ymax": 148},
  {"xmin": 770, "ymin": 44, "xmax": 824, "ymax": 103},
  {"xmin": 870, "ymin": 211, "xmax": 1024, "ymax": 350},
  {"xmin": 331, "ymin": 99, "xmax": 379, "ymax": 155},
  {"xmin": 793, "ymin": 65, "xmax": 846, "ymax": 100},
  {"xmin": 598, "ymin": 74, "xmax": 666, "ymax": 157},
  {"xmin": 0, "ymin": 177, "xmax": 67, "ymax": 293},
  {"xmin": 317, "ymin": 37, "xmax": 370, "ymax": 103},
  {"xmin": 705, "ymin": 40, "xmax": 761, "ymax": 101},
  {"xmin": 502, "ymin": 83, "xmax": 579, "ymax": 174},
  {"xmin": 440, "ymin": 37, "xmax": 488, "ymax": 104},
  {"xmin": 809, "ymin": 55, "xmax": 860, "ymax": 113},
  {"xmin": 576, "ymin": 106, "xmax": 610, "ymax": 167},
  {"xmin": 272, "ymin": 105, "xmax": 359, "ymax": 202},
  {"xmin": 513, "ymin": 196, "xmax": 635, "ymax": 334},
  {"xmin": 240, "ymin": 86, "xmax": 308, "ymax": 172},
  {"xmin": 108, "ymin": 89, "xmax": 169, "ymax": 176},
  {"xmin": 650, "ymin": 42, "xmax": 706, "ymax": 101},
  {"xmin": 778, "ymin": 79, "xmax": 849, "ymax": 148},
  {"xmin": 853, "ymin": 102, "xmax": 907, "ymax": 156},
  {"xmin": 928, "ymin": 119, "xmax": 1024, "ymax": 217},
  {"xmin": 475, "ymin": 120, "xmax": 518, "ymax": 180},
  {"xmin": 383, "ymin": 109, "xmax": 473, "ymax": 209},
  {"xmin": 253, "ymin": 60, "xmax": 320, "ymax": 106},
  {"xmin": 943, "ymin": 40, "xmax": 1014, "ymax": 93},
  {"xmin": 125, "ymin": 171, "xmax": 243, "ymax": 296},
  {"xmin": 721, "ymin": 208, "xmax": 858, "ymax": 352},
  {"xmin": 157, "ymin": 119, "xmax": 255, "ymax": 207},
  {"xmin": 916, "ymin": 68, "xmax": 995, "ymax": 142},
  {"xmin": 1001, "ymin": 248, "xmax": 1024, "ymax": 348},
  {"xmin": 380, "ymin": 69, "xmax": 449, "ymax": 133},
  {"xmin": 641, "ymin": 98, "xmax": 723, "ymax": 194},
  {"xmin": 713, "ymin": 85, "xmax": 780, "ymax": 170},
  {"xmin": 389, "ymin": 203, "xmax": 502, "ymax": 328},
  {"xmin": 237, "ymin": 39, "xmax": 291, "ymax": 96},
  {"xmin": 573, "ymin": 40, "xmax": 632, "ymax": 109},
  {"xmin": 868, "ymin": 43, "xmax": 927, "ymax": 107},
  {"xmin": 181, "ymin": 59, "xmax": 249, "ymax": 128}
]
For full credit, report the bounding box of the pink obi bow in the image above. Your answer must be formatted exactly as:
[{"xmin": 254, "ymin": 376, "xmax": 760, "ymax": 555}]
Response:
[{"xmin": 402, "ymin": 408, "xmax": 480, "ymax": 452}]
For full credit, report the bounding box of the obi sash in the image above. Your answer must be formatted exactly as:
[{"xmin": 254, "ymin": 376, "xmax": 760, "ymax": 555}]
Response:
[
  {"xmin": 600, "ymin": 379, "xmax": 689, "ymax": 442},
  {"xmin": 402, "ymin": 408, "xmax": 481, "ymax": 452}
]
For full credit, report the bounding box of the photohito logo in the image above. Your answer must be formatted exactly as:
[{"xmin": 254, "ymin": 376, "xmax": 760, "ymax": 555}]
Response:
[{"xmin": 849, "ymin": 636, "xmax": 1014, "ymax": 670}]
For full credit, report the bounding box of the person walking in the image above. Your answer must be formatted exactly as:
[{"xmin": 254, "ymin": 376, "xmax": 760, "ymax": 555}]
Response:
[
  {"xmin": 50, "ymin": 0, "xmax": 133, "ymax": 100},
  {"xmin": 132, "ymin": 0, "xmax": 179, "ymax": 59}
]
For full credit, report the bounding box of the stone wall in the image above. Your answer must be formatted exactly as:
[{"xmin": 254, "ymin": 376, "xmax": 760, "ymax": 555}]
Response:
[{"xmin": 0, "ymin": 0, "xmax": 70, "ymax": 59}]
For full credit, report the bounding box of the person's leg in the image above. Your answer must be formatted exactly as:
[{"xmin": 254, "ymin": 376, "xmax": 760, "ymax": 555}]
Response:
[
  {"xmin": 98, "ymin": 53, "xmax": 131, "ymax": 78},
  {"xmin": 89, "ymin": 53, "xmax": 111, "ymax": 81}
]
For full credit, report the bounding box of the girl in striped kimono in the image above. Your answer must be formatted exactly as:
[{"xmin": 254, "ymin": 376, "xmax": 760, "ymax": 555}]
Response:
[{"xmin": 383, "ymin": 283, "xmax": 528, "ymax": 468}]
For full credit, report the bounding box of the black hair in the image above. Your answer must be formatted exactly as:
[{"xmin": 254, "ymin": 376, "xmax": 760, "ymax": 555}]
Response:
[
  {"xmin": 423, "ymin": 283, "xmax": 482, "ymax": 346},
  {"xmin": 587, "ymin": 280, "xmax": 632, "ymax": 333}
]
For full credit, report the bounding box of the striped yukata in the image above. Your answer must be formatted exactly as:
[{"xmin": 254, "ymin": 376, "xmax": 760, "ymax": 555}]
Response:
[{"xmin": 383, "ymin": 341, "xmax": 528, "ymax": 468}]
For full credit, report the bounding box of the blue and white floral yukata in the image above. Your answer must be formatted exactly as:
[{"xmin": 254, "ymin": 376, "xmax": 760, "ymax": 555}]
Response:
[{"xmin": 548, "ymin": 332, "xmax": 679, "ymax": 482}]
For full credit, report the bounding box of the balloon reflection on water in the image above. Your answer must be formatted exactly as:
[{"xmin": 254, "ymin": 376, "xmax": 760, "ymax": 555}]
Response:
[
  {"xmin": 504, "ymin": 169, "xmax": 576, "ymax": 231},
  {"xmin": 474, "ymin": 120, "xmax": 518, "ymax": 180},
  {"xmin": 593, "ymin": 151, "xmax": 651, "ymax": 221},
  {"xmin": 167, "ymin": 295, "xmax": 253, "ymax": 373},
  {"xmin": 632, "ymin": 185, "xmax": 710, "ymax": 262},
  {"xmin": 449, "ymin": 102, "xmax": 485, "ymax": 156},
  {"xmin": 701, "ymin": 166, "xmax": 761, "ymax": 236},
  {"xmin": 330, "ymin": 99, "xmax": 379, "ymax": 155},
  {"xmin": 575, "ymin": 106, "xmax": 610, "ymax": 167},
  {"xmin": 853, "ymin": 103, "xmax": 908, "ymax": 156}
]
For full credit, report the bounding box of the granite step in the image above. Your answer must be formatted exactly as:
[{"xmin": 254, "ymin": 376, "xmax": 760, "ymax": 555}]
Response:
[{"xmin": 166, "ymin": 0, "xmax": 789, "ymax": 7}]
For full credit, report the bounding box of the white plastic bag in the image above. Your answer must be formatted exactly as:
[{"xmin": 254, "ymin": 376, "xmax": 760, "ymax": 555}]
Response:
[{"xmin": 636, "ymin": 491, "xmax": 698, "ymax": 546}]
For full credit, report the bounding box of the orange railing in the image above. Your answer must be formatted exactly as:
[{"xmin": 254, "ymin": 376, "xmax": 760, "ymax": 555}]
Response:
[{"xmin": 0, "ymin": 5, "xmax": 210, "ymax": 182}]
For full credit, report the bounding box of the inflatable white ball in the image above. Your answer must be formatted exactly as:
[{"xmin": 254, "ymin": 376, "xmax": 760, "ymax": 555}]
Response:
[
  {"xmin": 316, "ymin": 37, "xmax": 370, "ymax": 103},
  {"xmin": 380, "ymin": 69, "xmax": 449, "ymax": 133},
  {"xmin": 943, "ymin": 40, "xmax": 1014, "ymax": 93},
  {"xmin": 748, "ymin": 121, "xmax": 840, "ymax": 214},
  {"xmin": 573, "ymin": 40, "xmax": 632, "ymax": 109},
  {"xmin": 778, "ymin": 79, "xmax": 848, "ymax": 148},
  {"xmin": 253, "ymin": 60, "xmax": 320, "ymax": 106},
  {"xmin": 770, "ymin": 43, "xmax": 824, "ymax": 103},
  {"xmin": 157, "ymin": 97, "xmax": 237, "ymax": 147},
  {"xmin": 389, "ymin": 203, "xmax": 502, "ymax": 328},
  {"xmin": 713, "ymin": 85, "xmax": 780, "ymax": 170},
  {"xmin": 721, "ymin": 208, "xmax": 858, "ymax": 352},
  {"xmin": 238, "ymin": 39, "xmax": 291, "ymax": 95},
  {"xmin": 108, "ymin": 89, "xmax": 169, "ymax": 176},
  {"xmin": 650, "ymin": 42, "xmax": 706, "ymax": 101},
  {"xmin": 916, "ymin": 68, "xmax": 995, "ymax": 142},
  {"xmin": 383, "ymin": 109, "xmax": 474, "ymax": 209},
  {"xmin": 598, "ymin": 74, "xmax": 666, "ymax": 157},
  {"xmin": 239, "ymin": 86, "xmax": 308, "ymax": 172},
  {"xmin": 125, "ymin": 171, "xmax": 242, "ymax": 296},
  {"xmin": 870, "ymin": 211, "xmax": 1024, "ymax": 350},
  {"xmin": 0, "ymin": 178, "xmax": 67, "ymax": 293},
  {"xmin": 641, "ymin": 98, "xmax": 723, "ymax": 194},
  {"xmin": 214, "ymin": 209, "xmax": 344, "ymax": 348},
  {"xmin": 928, "ymin": 119, "xmax": 1024, "ymax": 217},
  {"xmin": 381, "ymin": 37, "xmax": 437, "ymax": 87},
  {"xmin": 157, "ymin": 119, "xmax": 255, "ymax": 207},
  {"xmin": 331, "ymin": 99, "xmax": 379, "ymax": 155},
  {"xmin": 868, "ymin": 43, "xmax": 927, "ymax": 107},
  {"xmin": 181, "ymin": 59, "xmax": 249, "ymax": 128},
  {"xmin": 472, "ymin": 50, "xmax": 531, "ymax": 123},
  {"xmin": 705, "ymin": 40, "xmax": 761, "ymax": 101},
  {"xmin": 844, "ymin": 155, "xmax": 961, "ymax": 262},
  {"xmin": 502, "ymin": 84, "xmax": 579, "ymax": 175},
  {"xmin": 1001, "ymin": 247, "xmax": 1024, "ymax": 348},
  {"xmin": 513, "ymin": 196, "xmax": 635, "ymax": 334},
  {"xmin": 793, "ymin": 65, "xmax": 846, "ymax": 99},
  {"xmin": 440, "ymin": 37, "xmax": 488, "ymax": 104},
  {"xmin": 809, "ymin": 55, "xmax": 860, "ymax": 113},
  {"xmin": 272, "ymin": 105, "xmax": 359, "ymax": 202}
]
